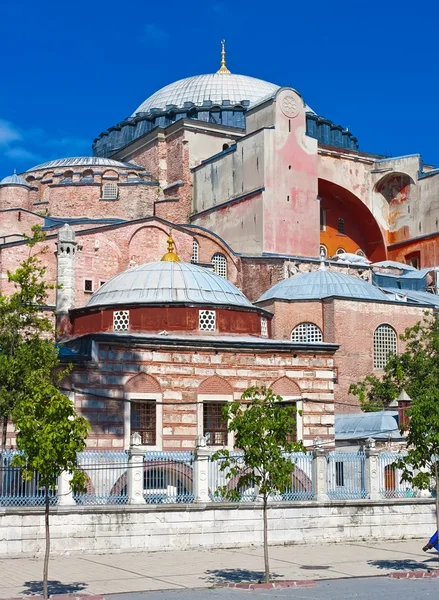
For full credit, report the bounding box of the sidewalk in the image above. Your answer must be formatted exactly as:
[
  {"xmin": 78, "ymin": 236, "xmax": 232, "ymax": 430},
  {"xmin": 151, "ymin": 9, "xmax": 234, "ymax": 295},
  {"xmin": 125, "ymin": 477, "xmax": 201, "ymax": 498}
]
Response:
[{"xmin": 0, "ymin": 539, "xmax": 437, "ymax": 599}]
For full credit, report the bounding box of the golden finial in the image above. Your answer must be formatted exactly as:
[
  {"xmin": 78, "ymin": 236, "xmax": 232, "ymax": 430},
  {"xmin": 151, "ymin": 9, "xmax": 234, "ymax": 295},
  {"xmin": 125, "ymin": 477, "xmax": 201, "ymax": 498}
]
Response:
[
  {"xmin": 216, "ymin": 39, "xmax": 231, "ymax": 74},
  {"xmin": 161, "ymin": 230, "xmax": 180, "ymax": 262}
]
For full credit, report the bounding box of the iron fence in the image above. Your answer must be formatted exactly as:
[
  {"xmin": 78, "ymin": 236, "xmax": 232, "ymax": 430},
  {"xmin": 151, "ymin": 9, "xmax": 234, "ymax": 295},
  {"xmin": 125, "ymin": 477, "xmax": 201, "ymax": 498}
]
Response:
[
  {"xmin": 208, "ymin": 452, "xmax": 257, "ymax": 502},
  {"xmin": 327, "ymin": 452, "xmax": 367, "ymax": 499},
  {"xmin": 143, "ymin": 451, "xmax": 195, "ymax": 504},
  {"xmin": 73, "ymin": 450, "xmax": 129, "ymax": 505},
  {"xmin": 0, "ymin": 450, "xmax": 56, "ymax": 507},
  {"xmin": 377, "ymin": 452, "xmax": 415, "ymax": 498}
]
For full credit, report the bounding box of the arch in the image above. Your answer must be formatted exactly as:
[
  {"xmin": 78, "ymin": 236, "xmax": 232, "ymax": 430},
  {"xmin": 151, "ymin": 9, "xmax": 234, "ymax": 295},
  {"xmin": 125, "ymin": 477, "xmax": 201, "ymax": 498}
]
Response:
[
  {"xmin": 271, "ymin": 377, "xmax": 301, "ymax": 397},
  {"xmin": 373, "ymin": 324, "xmax": 397, "ymax": 370},
  {"xmin": 319, "ymin": 244, "xmax": 328, "ymax": 257},
  {"xmin": 102, "ymin": 169, "xmax": 119, "ymax": 179},
  {"xmin": 319, "ymin": 178, "xmax": 387, "ymax": 262},
  {"xmin": 375, "ymin": 172, "xmax": 415, "ymax": 205},
  {"xmin": 191, "ymin": 238, "xmax": 199, "ymax": 263},
  {"xmin": 125, "ymin": 373, "xmax": 161, "ymax": 394},
  {"xmin": 61, "ymin": 170, "xmax": 73, "ymax": 183},
  {"xmin": 80, "ymin": 169, "xmax": 94, "ymax": 182},
  {"xmin": 212, "ymin": 253, "xmax": 227, "ymax": 279},
  {"xmin": 198, "ymin": 375, "xmax": 233, "ymax": 395},
  {"xmin": 336, "ymin": 247, "xmax": 346, "ymax": 255},
  {"xmin": 102, "ymin": 181, "xmax": 118, "ymax": 200},
  {"xmin": 291, "ymin": 322, "xmax": 323, "ymax": 343}
]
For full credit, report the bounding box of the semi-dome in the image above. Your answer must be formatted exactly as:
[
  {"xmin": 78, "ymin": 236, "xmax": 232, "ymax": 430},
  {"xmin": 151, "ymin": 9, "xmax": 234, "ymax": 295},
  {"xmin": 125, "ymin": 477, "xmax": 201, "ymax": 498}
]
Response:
[
  {"xmin": 132, "ymin": 73, "xmax": 280, "ymax": 116},
  {"xmin": 0, "ymin": 171, "xmax": 29, "ymax": 187},
  {"xmin": 256, "ymin": 270, "xmax": 390, "ymax": 303},
  {"xmin": 86, "ymin": 261, "xmax": 253, "ymax": 309},
  {"xmin": 26, "ymin": 157, "xmax": 144, "ymax": 172}
]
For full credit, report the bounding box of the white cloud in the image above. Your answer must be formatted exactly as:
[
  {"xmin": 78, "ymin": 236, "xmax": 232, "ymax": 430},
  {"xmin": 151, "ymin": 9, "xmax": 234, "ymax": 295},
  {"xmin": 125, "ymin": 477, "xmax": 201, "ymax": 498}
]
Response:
[
  {"xmin": 143, "ymin": 23, "xmax": 169, "ymax": 43},
  {"xmin": 4, "ymin": 146, "xmax": 42, "ymax": 161},
  {"xmin": 0, "ymin": 119, "xmax": 22, "ymax": 147}
]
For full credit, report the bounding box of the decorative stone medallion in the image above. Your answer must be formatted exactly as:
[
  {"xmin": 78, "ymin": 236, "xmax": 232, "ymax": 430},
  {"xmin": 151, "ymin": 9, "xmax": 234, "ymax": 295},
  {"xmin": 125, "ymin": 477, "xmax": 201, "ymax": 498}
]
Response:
[{"xmin": 281, "ymin": 95, "xmax": 300, "ymax": 118}]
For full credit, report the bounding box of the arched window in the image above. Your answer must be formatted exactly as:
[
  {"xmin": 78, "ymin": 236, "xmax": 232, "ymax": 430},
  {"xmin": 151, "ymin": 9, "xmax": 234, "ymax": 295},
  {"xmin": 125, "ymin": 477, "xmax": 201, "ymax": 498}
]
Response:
[
  {"xmin": 102, "ymin": 182, "xmax": 118, "ymax": 200},
  {"xmin": 80, "ymin": 169, "xmax": 94, "ymax": 182},
  {"xmin": 319, "ymin": 244, "xmax": 327, "ymax": 257},
  {"xmin": 212, "ymin": 253, "xmax": 227, "ymax": 279},
  {"xmin": 337, "ymin": 218, "xmax": 345, "ymax": 234},
  {"xmin": 222, "ymin": 143, "xmax": 229, "ymax": 151},
  {"xmin": 373, "ymin": 324, "xmax": 397, "ymax": 369},
  {"xmin": 191, "ymin": 239, "xmax": 199, "ymax": 263},
  {"xmin": 356, "ymin": 249, "xmax": 366, "ymax": 257},
  {"xmin": 336, "ymin": 248, "xmax": 346, "ymax": 255},
  {"xmin": 291, "ymin": 322, "xmax": 323, "ymax": 343},
  {"xmin": 61, "ymin": 170, "xmax": 73, "ymax": 183}
]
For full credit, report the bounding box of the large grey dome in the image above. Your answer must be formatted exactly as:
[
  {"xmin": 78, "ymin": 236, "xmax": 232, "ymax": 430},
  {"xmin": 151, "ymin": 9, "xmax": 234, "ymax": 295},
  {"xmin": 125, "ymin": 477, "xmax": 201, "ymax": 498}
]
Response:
[
  {"xmin": 257, "ymin": 270, "xmax": 389, "ymax": 303},
  {"xmin": 132, "ymin": 73, "xmax": 280, "ymax": 115},
  {"xmin": 26, "ymin": 157, "xmax": 144, "ymax": 172},
  {"xmin": 87, "ymin": 261, "xmax": 253, "ymax": 309}
]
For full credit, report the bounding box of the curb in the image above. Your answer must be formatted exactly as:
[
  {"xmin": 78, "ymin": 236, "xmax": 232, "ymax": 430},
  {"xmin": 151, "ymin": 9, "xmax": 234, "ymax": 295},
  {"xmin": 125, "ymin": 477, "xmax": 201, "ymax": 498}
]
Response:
[
  {"xmin": 390, "ymin": 570, "xmax": 439, "ymax": 579},
  {"xmin": 5, "ymin": 596, "xmax": 104, "ymax": 600},
  {"xmin": 218, "ymin": 579, "xmax": 316, "ymax": 590}
]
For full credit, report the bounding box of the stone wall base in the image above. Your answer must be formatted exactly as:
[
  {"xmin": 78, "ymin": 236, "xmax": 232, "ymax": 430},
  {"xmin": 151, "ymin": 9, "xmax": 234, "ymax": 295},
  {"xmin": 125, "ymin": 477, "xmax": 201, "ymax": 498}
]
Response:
[{"xmin": 0, "ymin": 499, "xmax": 435, "ymax": 557}]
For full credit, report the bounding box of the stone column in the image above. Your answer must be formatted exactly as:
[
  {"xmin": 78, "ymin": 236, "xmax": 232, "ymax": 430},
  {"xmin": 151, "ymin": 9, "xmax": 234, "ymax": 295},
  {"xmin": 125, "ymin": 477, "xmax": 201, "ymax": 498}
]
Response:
[
  {"xmin": 193, "ymin": 435, "xmax": 211, "ymax": 503},
  {"xmin": 312, "ymin": 438, "xmax": 329, "ymax": 502},
  {"xmin": 127, "ymin": 432, "xmax": 146, "ymax": 505},
  {"xmin": 57, "ymin": 471, "xmax": 75, "ymax": 506},
  {"xmin": 55, "ymin": 224, "xmax": 76, "ymax": 337},
  {"xmin": 365, "ymin": 438, "xmax": 381, "ymax": 501}
]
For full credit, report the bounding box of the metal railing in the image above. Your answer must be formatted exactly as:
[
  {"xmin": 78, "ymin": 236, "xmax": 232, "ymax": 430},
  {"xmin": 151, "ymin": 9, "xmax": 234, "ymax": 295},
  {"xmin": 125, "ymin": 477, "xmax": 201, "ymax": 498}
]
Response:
[
  {"xmin": 0, "ymin": 450, "xmax": 56, "ymax": 507},
  {"xmin": 377, "ymin": 452, "xmax": 415, "ymax": 498},
  {"xmin": 73, "ymin": 450, "xmax": 129, "ymax": 505},
  {"xmin": 327, "ymin": 452, "xmax": 367, "ymax": 499},
  {"xmin": 208, "ymin": 452, "xmax": 257, "ymax": 502},
  {"xmin": 143, "ymin": 451, "xmax": 195, "ymax": 504}
]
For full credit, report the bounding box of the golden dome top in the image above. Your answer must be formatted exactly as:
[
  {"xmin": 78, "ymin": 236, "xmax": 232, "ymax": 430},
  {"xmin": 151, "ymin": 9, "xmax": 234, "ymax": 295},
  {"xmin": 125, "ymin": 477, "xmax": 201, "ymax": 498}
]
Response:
[{"xmin": 161, "ymin": 231, "xmax": 180, "ymax": 262}]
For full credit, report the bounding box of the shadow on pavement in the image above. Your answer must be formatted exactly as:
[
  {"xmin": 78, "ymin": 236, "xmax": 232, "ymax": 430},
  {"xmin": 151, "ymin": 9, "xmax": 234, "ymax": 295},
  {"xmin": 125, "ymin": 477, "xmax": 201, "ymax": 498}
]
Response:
[
  {"xmin": 22, "ymin": 580, "xmax": 87, "ymax": 595},
  {"xmin": 204, "ymin": 568, "xmax": 284, "ymax": 585},
  {"xmin": 368, "ymin": 557, "xmax": 438, "ymax": 571}
]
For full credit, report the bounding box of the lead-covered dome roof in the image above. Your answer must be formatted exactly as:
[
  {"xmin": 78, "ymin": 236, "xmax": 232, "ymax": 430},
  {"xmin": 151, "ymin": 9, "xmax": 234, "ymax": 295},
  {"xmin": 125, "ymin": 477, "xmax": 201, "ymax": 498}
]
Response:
[
  {"xmin": 86, "ymin": 261, "xmax": 253, "ymax": 309},
  {"xmin": 0, "ymin": 172, "xmax": 29, "ymax": 187},
  {"xmin": 257, "ymin": 270, "xmax": 389, "ymax": 303},
  {"xmin": 132, "ymin": 73, "xmax": 280, "ymax": 115},
  {"xmin": 26, "ymin": 157, "xmax": 144, "ymax": 172}
]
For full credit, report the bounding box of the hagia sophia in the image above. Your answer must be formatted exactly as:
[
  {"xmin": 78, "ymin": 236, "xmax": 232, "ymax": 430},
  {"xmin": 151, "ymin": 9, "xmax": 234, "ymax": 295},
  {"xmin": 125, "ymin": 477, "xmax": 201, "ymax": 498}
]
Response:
[{"xmin": 1, "ymin": 42, "xmax": 438, "ymax": 450}]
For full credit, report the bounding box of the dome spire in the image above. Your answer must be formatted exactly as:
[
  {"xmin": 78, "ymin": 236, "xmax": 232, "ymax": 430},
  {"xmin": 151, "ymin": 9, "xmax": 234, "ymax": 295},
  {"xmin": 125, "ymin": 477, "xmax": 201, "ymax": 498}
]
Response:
[
  {"xmin": 217, "ymin": 39, "xmax": 231, "ymax": 74},
  {"xmin": 161, "ymin": 230, "xmax": 180, "ymax": 262}
]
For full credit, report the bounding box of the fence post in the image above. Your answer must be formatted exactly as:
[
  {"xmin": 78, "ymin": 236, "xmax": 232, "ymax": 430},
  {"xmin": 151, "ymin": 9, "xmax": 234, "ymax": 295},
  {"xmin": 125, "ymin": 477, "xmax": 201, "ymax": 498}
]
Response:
[
  {"xmin": 128, "ymin": 433, "xmax": 146, "ymax": 505},
  {"xmin": 58, "ymin": 471, "xmax": 75, "ymax": 506},
  {"xmin": 365, "ymin": 438, "xmax": 381, "ymax": 501},
  {"xmin": 194, "ymin": 435, "xmax": 211, "ymax": 503},
  {"xmin": 312, "ymin": 438, "xmax": 329, "ymax": 502}
]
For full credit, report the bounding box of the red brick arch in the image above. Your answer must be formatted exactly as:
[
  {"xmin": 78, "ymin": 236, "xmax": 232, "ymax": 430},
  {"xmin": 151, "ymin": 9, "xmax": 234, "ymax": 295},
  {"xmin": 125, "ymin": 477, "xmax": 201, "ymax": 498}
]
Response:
[
  {"xmin": 270, "ymin": 377, "xmax": 301, "ymax": 397},
  {"xmin": 125, "ymin": 372, "xmax": 161, "ymax": 394},
  {"xmin": 198, "ymin": 375, "xmax": 233, "ymax": 395}
]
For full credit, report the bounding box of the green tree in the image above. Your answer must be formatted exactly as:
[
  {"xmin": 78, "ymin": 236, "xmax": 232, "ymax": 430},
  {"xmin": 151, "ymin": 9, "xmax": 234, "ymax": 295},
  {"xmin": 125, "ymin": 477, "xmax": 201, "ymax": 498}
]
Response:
[
  {"xmin": 211, "ymin": 386, "xmax": 305, "ymax": 583},
  {"xmin": 12, "ymin": 367, "xmax": 90, "ymax": 600},
  {"xmin": 350, "ymin": 313, "xmax": 439, "ymax": 541},
  {"xmin": 0, "ymin": 225, "xmax": 54, "ymax": 449}
]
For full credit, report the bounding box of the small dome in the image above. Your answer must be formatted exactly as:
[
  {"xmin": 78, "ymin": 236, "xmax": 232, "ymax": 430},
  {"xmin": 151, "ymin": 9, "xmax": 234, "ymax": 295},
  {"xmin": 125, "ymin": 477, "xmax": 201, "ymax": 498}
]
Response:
[
  {"xmin": 0, "ymin": 172, "xmax": 29, "ymax": 187},
  {"xmin": 26, "ymin": 157, "xmax": 144, "ymax": 172},
  {"xmin": 257, "ymin": 270, "xmax": 389, "ymax": 303},
  {"xmin": 132, "ymin": 73, "xmax": 280, "ymax": 115},
  {"xmin": 86, "ymin": 261, "xmax": 252, "ymax": 309}
]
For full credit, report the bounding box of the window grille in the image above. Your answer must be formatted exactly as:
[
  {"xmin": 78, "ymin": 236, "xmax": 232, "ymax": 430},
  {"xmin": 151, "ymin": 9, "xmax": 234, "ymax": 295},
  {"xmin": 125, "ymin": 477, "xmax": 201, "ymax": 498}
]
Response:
[
  {"xmin": 291, "ymin": 322, "xmax": 323, "ymax": 343},
  {"xmin": 373, "ymin": 324, "xmax": 397, "ymax": 369},
  {"xmin": 191, "ymin": 239, "xmax": 199, "ymax": 263},
  {"xmin": 84, "ymin": 279, "xmax": 93, "ymax": 293},
  {"xmin": 199, "ymin": 310, "xmax": 216, "ymax": 331},
  {"xmin": 281, "ymin": 401, "xmax": 297, "ymax": 443},
  {"xmin": 336, "ymin": 247, "xmax": 346, "ymax": 255},
  {"xmin": 261, "ymin": 317, "xmax": 268, "ymax": 337},
  {"xmin": 203, "ymin": 402, "xmax": 228, "ymax": 445},
  {"xmin": 335, "ymin": 461, "xmax": 344, "ymax": 487},
  {"xmin": 337, "ymin": 218, "xmax": 345, "ymax": 234},
  {"xmin": 319, "ymin": 245, "xmax": 327, "ymax": 257},
  {"xmin": 212, "ymin": 253, "xmax": 227, "ymax": 279},
  {"xmin": 131, "ymin": 400, "xmax": 156, "ymax": 445},
  {"xmin": 113, "ymin": 310, "xmax": 129, "ymax": 332},
  {"xmin": 102, "ymin": 182, "xmax": 118, "ymax": 200}
]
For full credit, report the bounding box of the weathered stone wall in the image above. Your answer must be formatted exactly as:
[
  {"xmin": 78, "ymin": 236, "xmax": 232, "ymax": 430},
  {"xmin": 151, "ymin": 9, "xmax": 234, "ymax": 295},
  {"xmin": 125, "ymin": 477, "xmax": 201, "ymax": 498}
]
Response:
[{"xmin": 0, "ymin": 499, "xmax": 434, "ymax": 557}]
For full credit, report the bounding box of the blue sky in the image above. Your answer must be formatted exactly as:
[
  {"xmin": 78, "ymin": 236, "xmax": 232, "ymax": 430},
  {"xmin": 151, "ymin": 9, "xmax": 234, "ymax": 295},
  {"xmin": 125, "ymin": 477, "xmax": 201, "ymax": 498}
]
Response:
[{"xmin": 0, "ymin": 0, "xmax": 438, "ymax": 176}]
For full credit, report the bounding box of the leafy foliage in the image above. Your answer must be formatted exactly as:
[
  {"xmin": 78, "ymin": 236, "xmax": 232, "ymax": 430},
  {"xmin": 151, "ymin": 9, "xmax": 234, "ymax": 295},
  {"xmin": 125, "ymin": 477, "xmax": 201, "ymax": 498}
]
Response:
[{"xmin": 211, "ymin": 385, "xmax": 306, "ymax": 582}]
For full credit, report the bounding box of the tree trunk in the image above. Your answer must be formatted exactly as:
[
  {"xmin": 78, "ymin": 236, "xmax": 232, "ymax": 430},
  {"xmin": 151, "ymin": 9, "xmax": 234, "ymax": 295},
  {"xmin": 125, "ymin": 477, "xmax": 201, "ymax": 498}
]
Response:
[
  {"xmin": 263, "ymin": 495, "xmax": 270, "ymax": 583},
  {"xmin": 1, "ymin": 416, "xmax": 7, "ymax": 453},
  {"xmin": 43, "ymin": 489, "xmax": 50, "ymax": 600}
]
